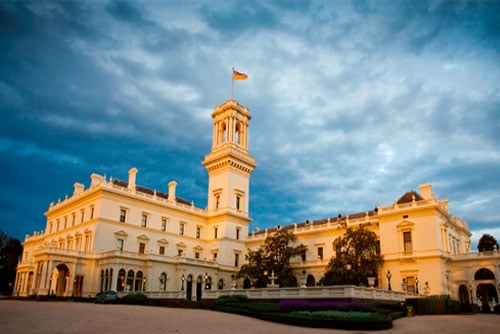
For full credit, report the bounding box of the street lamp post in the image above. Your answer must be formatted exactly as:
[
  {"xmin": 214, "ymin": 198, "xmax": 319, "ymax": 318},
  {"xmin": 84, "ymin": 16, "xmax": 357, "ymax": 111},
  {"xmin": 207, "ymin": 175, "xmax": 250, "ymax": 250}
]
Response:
[
  {"xmin": 469, "ymin": 283, "xmax": 473, "ymax": 305},
  {"xmin": 386, "ymin": 271, "xmax": 392, "ymax": 291},
  {"xmin": 415, "ymin": 277, "xmax": 419, "ymax": 294},
  {"xmin": 181, "ymin": 274, "xmax": 185, "ymax": 291}
]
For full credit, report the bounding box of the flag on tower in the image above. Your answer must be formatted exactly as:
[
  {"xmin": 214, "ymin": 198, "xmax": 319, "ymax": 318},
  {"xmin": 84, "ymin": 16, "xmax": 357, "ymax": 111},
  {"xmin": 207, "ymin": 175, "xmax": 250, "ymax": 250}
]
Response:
[{"xmin": 233, "ymin": 69, "xmax": 248, "ymax": 80}]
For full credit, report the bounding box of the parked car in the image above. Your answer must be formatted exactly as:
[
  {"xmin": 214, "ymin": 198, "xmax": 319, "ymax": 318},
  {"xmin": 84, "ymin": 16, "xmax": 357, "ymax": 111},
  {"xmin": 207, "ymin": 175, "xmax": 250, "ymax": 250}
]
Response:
[{"xmin": 95, "ymin": 290, "xmax": 118, "ymax": 304}]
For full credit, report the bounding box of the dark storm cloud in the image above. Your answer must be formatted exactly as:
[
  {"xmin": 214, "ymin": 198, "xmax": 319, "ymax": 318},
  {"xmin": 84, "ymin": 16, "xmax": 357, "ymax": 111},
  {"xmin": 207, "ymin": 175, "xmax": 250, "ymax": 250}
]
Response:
[
  {"xmin": 0, "ymin": 0, "xmax": 498, "ymax": 247},
  {"xmin": 201, "ymin": 1, "xmax": 282, "ymax": 35}
]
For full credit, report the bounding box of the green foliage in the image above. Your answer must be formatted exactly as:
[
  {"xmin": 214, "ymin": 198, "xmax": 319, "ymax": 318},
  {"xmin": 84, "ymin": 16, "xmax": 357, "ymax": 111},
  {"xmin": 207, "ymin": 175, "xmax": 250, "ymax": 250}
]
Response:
[
  {"xmin": 477, "ymin": 234, "xmax": 498, "ymax": 251},
  {"xmin": 320, "ymin": 225, "xmax": 383, "ymax": 286},
  {"xmin": 408, "ymin": 295, "xmax": 461, "ymax": 314},
  {"xmin": 120, "ymin": 292, "xmax": 148, "ymax": 305},
  {"xmin": 213, "ymin": 294, "xmax": 249, "ymax": 305},
  {"xmin": 373, "ymin": 302, "xmax": 408, "ymax": 319},
  {"xmin": 238, "ymin": 229, "xmax": 306, "ymax": 287},
  {"xmin": 211, "ymin": 298, "xmax": 392, "ymax": 330},
  {"xmin": 0, "ymin": 229, "xmax": 23, "ymax": 295}
]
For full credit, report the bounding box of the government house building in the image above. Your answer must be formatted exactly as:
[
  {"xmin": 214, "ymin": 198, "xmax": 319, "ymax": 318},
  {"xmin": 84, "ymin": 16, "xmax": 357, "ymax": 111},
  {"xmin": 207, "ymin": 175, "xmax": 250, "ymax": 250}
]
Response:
[{"xmin": 14, "ymin": 99, "xmax": 500, "ymax": 309}]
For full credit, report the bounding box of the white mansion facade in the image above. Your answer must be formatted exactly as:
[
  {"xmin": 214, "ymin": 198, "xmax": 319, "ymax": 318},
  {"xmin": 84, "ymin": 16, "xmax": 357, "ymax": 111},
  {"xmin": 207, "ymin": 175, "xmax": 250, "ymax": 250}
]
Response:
[{"xmin": 15, "ymin": 99, "xmax": 500, "ymax": 307}]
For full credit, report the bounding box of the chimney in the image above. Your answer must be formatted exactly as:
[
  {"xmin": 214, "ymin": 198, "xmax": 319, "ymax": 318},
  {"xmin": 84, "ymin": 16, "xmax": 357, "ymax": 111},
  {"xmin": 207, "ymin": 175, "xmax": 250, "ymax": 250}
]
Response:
[
  {"xmin": 419, "ymin": 183, "xmax": 433, "ymax": 200},
  {"xmin": 73, "ymin": 182, "xmax": 84, "ymax": 195},
  {"xmin": 168, "ymin": 181, "xmax": 177, "ymax": 202},
  {"xmin": 128, "ymin": 168, "xmax": 138, "ymax": 190}
]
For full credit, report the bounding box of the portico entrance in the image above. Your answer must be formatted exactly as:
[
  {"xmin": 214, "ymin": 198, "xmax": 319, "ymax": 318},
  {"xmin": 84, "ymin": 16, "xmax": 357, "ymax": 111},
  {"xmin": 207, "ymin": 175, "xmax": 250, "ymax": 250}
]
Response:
[
  {"xmin": 474, "ymin": 268, "xmax": 498, "ymax": 312},
  {"xmin": 53, "ymin": 264, "xmax": 70, "ymax": 297}
]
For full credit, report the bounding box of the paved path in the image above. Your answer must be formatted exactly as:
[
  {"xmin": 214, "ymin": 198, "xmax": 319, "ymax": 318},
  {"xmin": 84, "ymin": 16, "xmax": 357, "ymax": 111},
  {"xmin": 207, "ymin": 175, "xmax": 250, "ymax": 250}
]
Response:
[{"xmin": 0, "ymin": 300, "xmax": 498, "ymax": 333}]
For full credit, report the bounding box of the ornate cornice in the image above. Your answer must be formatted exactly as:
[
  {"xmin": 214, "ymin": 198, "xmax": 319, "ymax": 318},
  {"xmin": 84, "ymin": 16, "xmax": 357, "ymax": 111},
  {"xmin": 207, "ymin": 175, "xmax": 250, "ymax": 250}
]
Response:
[{"xmin": 202, "ymin": 143, "xmax": 256, "ymax": 173}]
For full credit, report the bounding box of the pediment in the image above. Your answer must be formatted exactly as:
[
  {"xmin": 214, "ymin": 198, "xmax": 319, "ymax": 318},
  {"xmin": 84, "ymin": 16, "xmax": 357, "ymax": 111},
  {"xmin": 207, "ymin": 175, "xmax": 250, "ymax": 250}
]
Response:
[
  {"xmin": 176, "ymin": 242, "xmax": 187, "ymax": 248},
  {"xmin": 114, "ymin": 230, "xmax": 128, "ymax": 237},
  {"xmin": 193, "ymin": 245, "xmax": 203, "ymax": 251},
  {"xmin": 157, "ymin": 238, "xmax": 169, "ymax": 244},
  {"xmin": 397, "ymin": 220, "xmax": 414, "ymax": 229},
  {"xmin": 137, "ymin": 234, "xmax": 149, "ymax": 241}
]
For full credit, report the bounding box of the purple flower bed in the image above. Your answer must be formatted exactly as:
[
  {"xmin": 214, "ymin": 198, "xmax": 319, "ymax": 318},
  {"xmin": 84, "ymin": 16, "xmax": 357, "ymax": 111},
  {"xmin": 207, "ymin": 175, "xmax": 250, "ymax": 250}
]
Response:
[{"xmin": 277, "ymin": 300, "xmax": 374, "ymax": 313}]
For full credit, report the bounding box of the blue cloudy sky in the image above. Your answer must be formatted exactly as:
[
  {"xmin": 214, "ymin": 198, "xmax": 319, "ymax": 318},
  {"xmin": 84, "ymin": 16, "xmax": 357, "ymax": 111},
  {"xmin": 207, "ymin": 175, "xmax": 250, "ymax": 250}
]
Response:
[{"xmin": 1, "ymin": 1, "xmax": 499, "ymax": 248}]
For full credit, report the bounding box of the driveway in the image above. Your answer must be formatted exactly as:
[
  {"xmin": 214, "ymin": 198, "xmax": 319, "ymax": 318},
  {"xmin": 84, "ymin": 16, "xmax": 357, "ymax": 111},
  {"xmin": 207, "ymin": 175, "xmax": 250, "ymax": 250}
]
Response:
[{"xmin": 0, "ymin": 300, "xmax": 497, "ymax": 333}]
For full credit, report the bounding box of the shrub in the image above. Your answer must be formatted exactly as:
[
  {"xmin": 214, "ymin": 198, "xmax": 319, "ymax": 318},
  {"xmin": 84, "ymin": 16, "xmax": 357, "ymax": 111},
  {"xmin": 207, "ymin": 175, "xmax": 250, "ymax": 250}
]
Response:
[
  {"xmin": 408, "ymin": 295, "xmax": 461, "ymax": 315},
  {"xmin": 211, "ymin": 298, "xmax": 393, "ymax": 330},
  {"xmin": 263, "ymin": 311, "xmax": 392, "ymax": 330},
  {"xmin": 277, "ymin": 300, "xmax": 373, "ymax": 313},
  {"xmin": 120, "ymin": 292, "xmax": 149, "ymax": 305},
  {"xmin": 213, "ymin": 294, "xmax": 249, "ymax": 305}
]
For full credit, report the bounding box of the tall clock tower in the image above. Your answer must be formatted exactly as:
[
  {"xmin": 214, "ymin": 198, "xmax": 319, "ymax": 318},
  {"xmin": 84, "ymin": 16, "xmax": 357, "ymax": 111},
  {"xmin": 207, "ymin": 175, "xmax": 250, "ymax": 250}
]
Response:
[{"xmin": 202, "ymin": 99, "xmax": 256, "ymax": 253}]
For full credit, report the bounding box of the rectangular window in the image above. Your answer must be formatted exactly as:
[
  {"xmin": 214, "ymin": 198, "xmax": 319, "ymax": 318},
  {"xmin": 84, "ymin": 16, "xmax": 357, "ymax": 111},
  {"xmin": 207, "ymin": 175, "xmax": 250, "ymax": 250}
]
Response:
[
  {"xmin": 90, "ymin": 206, "xmax": 94, "ymax": 220},
  {"xmin": 141, "ymin": 214, "xmax": 148, "ymax": 227},
  {"xmin": 72, "ymin": 213, "xmax": 76, "ymax": 226},
  {"xmin": 195, "ymin": 252, "xmax": 200, "ymax": 259},
  {"xmin": 234, "ymin": 253, "xmax": 239, "ymax": 267},
  {"xmin": 178, "ymin": 249, "xmax": 183, "ymax": 257},
  {"xmin": 406, "ymin": 276, "xmax": 416, "ymax": 293},
  {"xmin": 117, "ymin": 239, "xmax": 123, "ymax": 251},
  {"xmin": 80, "ymin": 209, "xmax": 85, "ymax": 223},
  {"xmin": 64, "ymin": 216, "xmax": 68, "ymax": 229},
  {"xmin": 119, "ymin": 208, "xmax": 127, "ymax": 223},
  {"xmin": 214, "ymin": 227, "xmax": 218, "ymax": 239},
  {"xmin": 236, "ymin": 228, "xmax": 240, "ymax": 240},
  {"xmin": 318, "ymin": 247, "xmax": 323, "ymax": 260},
  {"xmin": 139, "ymin": 242, "xmax": 145, "ymax": 254},
  {"xmin": 56, "ymin": 219, "xmax": 60, "ymax": 232},
  {"xmin": 84, "ymin": 235, "xmax": 90, "ymax": 252},
  {"xmin": 215, "ymin": 195, "xmax": 220, "ymax": 209},
  {"xmin": 403, "ymin": 231, "xmax": 412, "ymax": 254},
  {"xmin": 196, "ymin": 226, "xmax": 201, "ymax": 239},
  {"xmin": 161, "ymin": 218, "xmax": 167, "ymax": 231},
  {"xmin": 236, "ymin": 195, "xmax": 241, "ymax": 210},
  {"xmin": 179, "ymin": 223, "xmax": 185, "ymax": 236},
  {"xmin": 159, "ymin": 246, "xmax": 165, "ymax": 255},
  {"xmin": 213, "ymin": 252, "xmax": 218, "ymax": 261}
]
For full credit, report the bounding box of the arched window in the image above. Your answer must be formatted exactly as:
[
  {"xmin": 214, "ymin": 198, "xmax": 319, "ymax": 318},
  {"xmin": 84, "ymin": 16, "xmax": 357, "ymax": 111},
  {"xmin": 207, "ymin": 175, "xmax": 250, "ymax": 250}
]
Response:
[
  {"xmin": 135, "ymin": 271, "xmax": 143, "ymax": 291},
  {"xmin": 117, "ymin": 269, "xmax": 126, "ymax": 292},
  {"xmin": 159, "ymin": 273, "xmax": 167, "ymax": 291},
  {"xmin": 475, "ymin": 268, "xmax": 495, "ymax": 280},
  {"xmin": 218, "ymin": 278, "xmax": 224, "ymax": 290},
  {"xmin": 205, "ymin": 276, "xmax": 211, "ymax": 290},
  {"xmin": 306, "ymin": 275, "xmax": 316, "ymax": 287},
  {"xmin": 235, "ymin": 122, "xmax": 241, "ymax": 145},
  {"xmin": 109, "ymin": 269, "xmax": 113, "ymax": 291},
  {"xmin": 126, "ymin": 270, "xmax": 134, "ymax": 292},
  {"xmin": 219, "ymin": 122, "xmax": 227, "ymax": 144},
  {"xmin": 104, "ymin": 269, "xmax": 109, "ymax": 291},
  {"xmin": 100, "ymin": 270, "xmax": 105, "ymax": 292}
]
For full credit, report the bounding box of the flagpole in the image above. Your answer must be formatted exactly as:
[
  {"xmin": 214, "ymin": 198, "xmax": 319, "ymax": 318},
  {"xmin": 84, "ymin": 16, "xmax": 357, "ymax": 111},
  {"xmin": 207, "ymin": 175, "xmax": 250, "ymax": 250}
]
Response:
[{"xmin": 231, "ymin": 67, "xmax": 234, "ymax": 100}]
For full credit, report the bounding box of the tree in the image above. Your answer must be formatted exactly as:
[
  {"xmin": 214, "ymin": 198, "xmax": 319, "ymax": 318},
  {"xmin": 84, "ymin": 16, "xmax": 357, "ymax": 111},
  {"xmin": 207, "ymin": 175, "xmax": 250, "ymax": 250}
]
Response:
[
  {"xmin": 0, "ymin": 229, "xmax": 23, "ymax": 295},
  {"xmin": 477, "ymin": 234, "xmax": 498, "ymax": 252},
  {"xmin": 319, "ymin": 225, "xmax": 383, "ymax": 286},
  {"xmin": 238, "ymin": 229, "xmax": 306, "ymax": 287}
]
